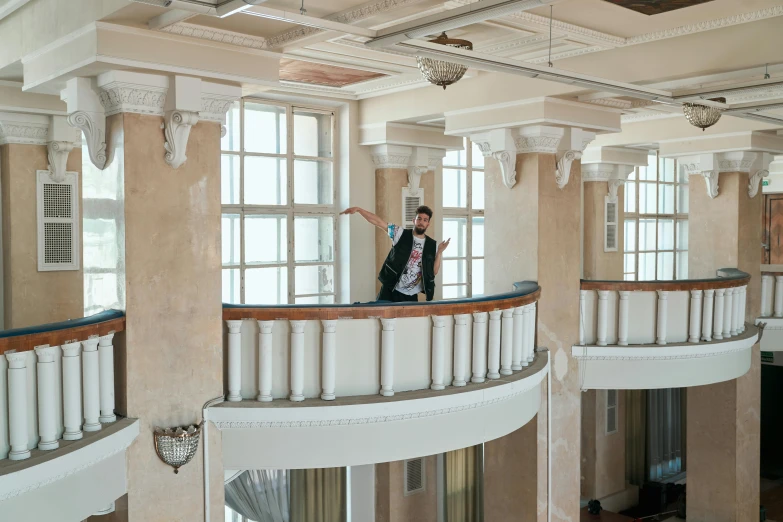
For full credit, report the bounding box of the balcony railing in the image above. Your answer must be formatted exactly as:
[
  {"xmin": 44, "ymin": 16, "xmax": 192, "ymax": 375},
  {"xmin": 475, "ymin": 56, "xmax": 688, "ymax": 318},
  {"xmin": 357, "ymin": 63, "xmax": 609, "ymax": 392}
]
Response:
[
  {"xmin": 222, "ymin": 282, "xmax": 541, "ymax": 403},
  {"xmin": 760, "ymin": 267, "xmax": 783, "ymax": 318}
]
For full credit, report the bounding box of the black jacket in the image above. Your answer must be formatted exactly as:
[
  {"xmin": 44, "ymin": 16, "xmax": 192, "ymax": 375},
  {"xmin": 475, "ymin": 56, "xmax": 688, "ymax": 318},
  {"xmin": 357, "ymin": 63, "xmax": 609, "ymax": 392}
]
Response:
[{"xmin": 378, "ymin": 228, "xmax": 437, "ymax": 301}]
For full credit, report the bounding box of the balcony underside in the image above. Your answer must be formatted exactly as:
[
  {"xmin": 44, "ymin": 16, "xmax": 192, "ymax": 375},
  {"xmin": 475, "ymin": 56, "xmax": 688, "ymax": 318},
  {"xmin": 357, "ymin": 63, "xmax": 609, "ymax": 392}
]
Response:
[
  {"xmin": 756, "ymin": 317, "xmax": 783, "ymax": 351},
  {"xmin": 210, "ymin": 354, "xmax": 548, "ymax": 470},
  {"xmin": 572, "ymin": 325, "xmax": 758, "ymax": 390}
]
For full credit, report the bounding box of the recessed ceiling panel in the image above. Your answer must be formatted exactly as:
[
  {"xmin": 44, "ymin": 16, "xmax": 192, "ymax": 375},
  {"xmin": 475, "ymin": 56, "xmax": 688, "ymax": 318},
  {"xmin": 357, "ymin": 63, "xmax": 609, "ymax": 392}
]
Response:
[
  {"xmin": 279, "ymin": 59, "xmax": 387, "ymax": 87},
  {"xmin": 602, "ymin": 0, "xmax": 716, "ymax": 15}
]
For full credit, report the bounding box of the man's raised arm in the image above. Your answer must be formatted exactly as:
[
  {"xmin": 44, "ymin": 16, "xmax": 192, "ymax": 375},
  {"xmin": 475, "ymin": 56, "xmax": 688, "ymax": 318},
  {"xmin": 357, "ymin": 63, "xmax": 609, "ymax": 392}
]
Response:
[{"xmin": 340, "ymin": 207, "xmax": 387, "ymax": 231}]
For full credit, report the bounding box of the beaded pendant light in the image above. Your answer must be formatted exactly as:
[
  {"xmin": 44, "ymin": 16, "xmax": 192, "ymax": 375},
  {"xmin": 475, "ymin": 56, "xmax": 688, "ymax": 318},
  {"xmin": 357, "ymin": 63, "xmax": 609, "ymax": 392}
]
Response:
[
  {"xmin": 416, "ymin": 32, "xmax": 473, "ymax": 90},
  {"xmin": 682, "ymin": 97, "xmax": 726, "ymax": 131}
]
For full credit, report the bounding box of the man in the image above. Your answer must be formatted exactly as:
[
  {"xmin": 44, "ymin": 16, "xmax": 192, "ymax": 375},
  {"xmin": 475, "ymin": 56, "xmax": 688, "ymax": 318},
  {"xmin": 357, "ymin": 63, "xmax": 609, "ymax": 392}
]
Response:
[{"xmin": 341, "ymin": 205, "xmax": 449, "ymax": 302}]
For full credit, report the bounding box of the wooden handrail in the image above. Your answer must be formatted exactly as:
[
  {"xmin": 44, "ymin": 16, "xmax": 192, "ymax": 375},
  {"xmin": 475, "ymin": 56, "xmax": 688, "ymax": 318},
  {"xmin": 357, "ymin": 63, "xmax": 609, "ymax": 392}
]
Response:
[
  {"xmin": 581, "ymin": 278, "xmax": 749, "ymax": 292},
  {"xmin": 0, "ymin": 315, "xmax": 125, "ymax": 354}
]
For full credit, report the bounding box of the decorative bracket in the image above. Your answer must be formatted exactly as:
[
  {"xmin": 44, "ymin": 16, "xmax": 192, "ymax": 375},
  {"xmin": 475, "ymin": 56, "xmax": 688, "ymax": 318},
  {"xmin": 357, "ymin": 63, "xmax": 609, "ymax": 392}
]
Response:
[
  {"xmin": 749, "ymin": 169, "xmax": 769, "ymax": 198},
  {"xmin": 703, "ymin": 171, "xmax": 720, "ymax": 199},
  {"xmin": 470, "ymin": 129, "xmax": 517, "ymax": 189},
  {"xmin": 61, "ymin": 78, "xmax": 107, "ymax": 170},
  {"xmin": 555, "ymin": 150, "xmax": 581, "ymax": 189},
  {"xmin": 163, "ymin": 110, "xmax": 199, "ymax": 169},
  {"xmin": 607, "ymin": 178, "xmax": 624, "ymax": 202},
  {"xmin": 47, "ymin": 141, "xmax": 75, "ymax": 183},
  {"xmin": 493, "ymin": 150, "xmax": 517, "ymax": 189},
  {"xmin": 407, "ymin": 165, "xmax": 428, "ymax": 194}
]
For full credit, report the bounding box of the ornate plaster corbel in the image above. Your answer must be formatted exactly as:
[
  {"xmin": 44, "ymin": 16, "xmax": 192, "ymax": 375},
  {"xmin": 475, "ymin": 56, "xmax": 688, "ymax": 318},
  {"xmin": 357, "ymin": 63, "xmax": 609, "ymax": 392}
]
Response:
[
  {"xmin": 407, "ymin": 165, "xmax": 428, "ymax": 194},
  {"xmin": 555, "ymin": 150, "xmax": 581, "ymax": 189},
  {"xmin": 703, "ymin": 171, "xmax": 720, "ymax": 199},
  {"xmin": 163, "ymin": 110, "xmax": 199, "ymax": 169},
  {"xmin": 749, "ymin": 169, "xmax": 769, "ymax": 198},
  {"xmin": 67, "ymin": 111, "xmax": 106, "ymax": 170},
  {"xmin": 221, "ymin": 125, "xmax": 227, "ymax": 138},
  {"xmin": 47, "ymin": 141, "xmax": 75, "ymax": 183},
  {"xmin": 492, "ymin": 150, "xmax": 517, "ymax": 189},
  {"xmin": 607, "ymin": 178, "xmax": 624, "ymax": 202}
]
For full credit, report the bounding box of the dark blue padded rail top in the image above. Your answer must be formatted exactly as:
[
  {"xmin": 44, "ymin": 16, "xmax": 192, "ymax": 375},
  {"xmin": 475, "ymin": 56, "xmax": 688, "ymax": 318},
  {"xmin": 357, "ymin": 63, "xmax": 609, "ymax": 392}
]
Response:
[
  {"xmin": 0, "ymin": 309, "xmax": 125, "ymax": 339},
  {"xmin": 224, "ymin": 281, "xmax": 540, "ymax": 309}
]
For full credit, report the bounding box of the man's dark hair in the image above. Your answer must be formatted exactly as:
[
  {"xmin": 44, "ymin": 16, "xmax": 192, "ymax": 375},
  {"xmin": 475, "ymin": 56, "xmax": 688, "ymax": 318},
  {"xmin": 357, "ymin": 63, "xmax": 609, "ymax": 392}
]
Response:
[{"xmin": 416, "ymin": 205, "xmax": 433, "ymax": 219}]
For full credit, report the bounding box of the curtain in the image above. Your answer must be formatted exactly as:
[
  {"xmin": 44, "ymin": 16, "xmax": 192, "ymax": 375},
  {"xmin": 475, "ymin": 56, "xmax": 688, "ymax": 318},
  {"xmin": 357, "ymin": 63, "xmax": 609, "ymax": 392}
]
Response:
[
  {"xmin": 290, "ymin": 467, "xmax": 346, "ymax": 522},
  {"xmin": 225, "ymin": 470, "xmax": 290, "ymax": 522},
  {"xmin": 626, "ymin": 389, "xmax": 647, "ymax": 486},
  {"xmin": 646, "ymin": 388, "xmax": 683, "ymax": 482},
  {"xmin": 445, "ymin": 445, "xmax": 483, "ymax": 522}
]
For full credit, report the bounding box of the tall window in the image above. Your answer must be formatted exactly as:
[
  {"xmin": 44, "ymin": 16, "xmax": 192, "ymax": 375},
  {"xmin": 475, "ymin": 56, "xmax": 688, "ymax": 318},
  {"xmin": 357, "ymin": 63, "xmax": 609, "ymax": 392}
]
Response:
[
  {"xmin": 442, "ymin": 139, "xmax": 485, "ymax": 298},
  {"xmin": 623, "ymin": 152, "xmax": 688, "ymax": 281},
  {"xmin": 221, "ymin": 100, "xmax": 337, "ymax": 304}
]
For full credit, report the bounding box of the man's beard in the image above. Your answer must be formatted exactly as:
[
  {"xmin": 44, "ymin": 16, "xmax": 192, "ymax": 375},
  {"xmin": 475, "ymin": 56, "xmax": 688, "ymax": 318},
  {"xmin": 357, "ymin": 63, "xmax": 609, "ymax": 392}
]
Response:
[{"xmin": 414, "ymin": 226, "xmax": 426, "ymax": 235}]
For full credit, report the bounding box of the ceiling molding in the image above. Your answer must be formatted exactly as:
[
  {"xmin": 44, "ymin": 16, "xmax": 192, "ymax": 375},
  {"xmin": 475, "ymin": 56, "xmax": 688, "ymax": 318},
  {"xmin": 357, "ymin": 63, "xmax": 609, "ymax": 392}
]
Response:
[{"xmin": 161, "ymin": 22, "xmax": 268, "ymax": 49}]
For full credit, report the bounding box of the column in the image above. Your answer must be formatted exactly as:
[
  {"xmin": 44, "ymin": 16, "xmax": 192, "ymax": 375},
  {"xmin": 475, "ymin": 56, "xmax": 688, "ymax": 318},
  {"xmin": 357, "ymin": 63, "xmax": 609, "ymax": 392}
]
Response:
[
  {"xmin": 487, "ymin": 310, "xmax": 502, "ymax": 379},
  {"xmin": 656, "ymin": 290, "xmax": 668, "ymax": 345},
  {"xmin": 775, "ymin": 276, "xmax": 783, "ymax": 318},
  {"xmin": 98, "ymin": 333, "xmax": 117, "ymax": 423},
  {"xmin": 500, "ymin": 309, "xmax": 514, "ymax": 376},
  {"xmin": 61, "ymin": 341, "xmax": 83, "ymax": 440},
  {"xmin": 226, "ymin": 320, "xmax": 243, "ymax": 402},
  {"xmin": 257, "ymin": 321, "xmax": 274, "ymax": 402},
  {"xmin": 81, "ymin": 336, "xmax": 101, "ymax": 432},
  {"xmin": 6, "ymin": 351, "xmax": 31, "ymax": 460},
  {"xmin": 379, "ymin": 318, "xmax": 396, "ymax": 397},
  {"xmin": 689, "ymin": 290, "xmax": 703, "ymax": 343},
  {"xmin": 761, "ymin": 274, "xmax": 772, "ymax": 317},
  {"xmin": 701, "ymin": 290, "xmax": 715, "ymax": 342},
  {"xmin": 431, "ymin": 315, "xmax": 447, "ymax": 390},
  {"xmin": 714, "ymin": 289, "xmax": 725, "ymax": 340},
  {"xmin": 453, "ymin": 314, "xmax": 471, "ymax": 386},
  {"xmin": 472, "ymin": 312, "xmax": 488, "ymax": 383},
  {"xmin": 512, "ymin": 307, "xmax": 525, "ymax": 370},
  {"xmin": 321, "ymin": 320, "xmax": 337, "ymax": 401},
  {"xmin": 597, "ymin": 290, "xmax": 610, "ymax": 346},
  {"xmin": 723, "ymin": 288, "xmax": 734, "ymax": 339},
  {"xmin": 35, "ymin": 345, "xmax": 60, "ymax": 450},
  {"xmin": 289, "ymin": 320, "xmax": 306, "ymax": 402},
  {"xmin": 618, "ymin": 291, "xmax": 630, "ymax": 346}
]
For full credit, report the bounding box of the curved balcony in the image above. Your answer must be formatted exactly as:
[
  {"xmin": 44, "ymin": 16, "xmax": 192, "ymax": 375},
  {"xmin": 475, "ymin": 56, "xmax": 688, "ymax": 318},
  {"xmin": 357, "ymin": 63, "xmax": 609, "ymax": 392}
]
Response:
[
  {"xmin": 214, "ymin": 283, "xmax": 547, "ymax": 469},
  {"xmin": 756, "ymin": 266, "xmax": 783, "ymax": 353},
  {"xmin": 573, "ymin": 269, "xmax": 758, "ymax": 390},
  {"xmin": 0, "ymin": 310, "xmax": 138, "ymax": 521}
]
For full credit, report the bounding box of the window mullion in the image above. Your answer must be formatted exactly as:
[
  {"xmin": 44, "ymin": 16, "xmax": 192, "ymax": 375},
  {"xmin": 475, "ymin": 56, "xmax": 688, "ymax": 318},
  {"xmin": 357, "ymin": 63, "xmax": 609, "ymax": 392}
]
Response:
[{"xmin": 287, "ymin": 103, "xmax": 295, "ymax": 303}]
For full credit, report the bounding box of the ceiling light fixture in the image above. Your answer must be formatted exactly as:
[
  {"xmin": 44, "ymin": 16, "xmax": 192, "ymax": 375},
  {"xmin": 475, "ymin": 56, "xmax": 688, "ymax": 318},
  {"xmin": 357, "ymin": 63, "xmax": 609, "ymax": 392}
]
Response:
[
  {"xmin": 682, "ymin": 97, "xmax": 726, "ymax": 131},
  {"xmin": 416, "ymin": 32, "xmax": 473, "ymax": 90}
]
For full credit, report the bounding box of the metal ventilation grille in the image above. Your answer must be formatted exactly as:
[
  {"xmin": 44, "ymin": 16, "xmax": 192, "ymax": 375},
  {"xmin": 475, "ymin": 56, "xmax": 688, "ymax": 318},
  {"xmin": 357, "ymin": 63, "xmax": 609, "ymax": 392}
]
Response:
[
  {"xmin": 606, "ymin": 224, "xmax": 617, "ymax": 250},
  {"xmin": 43, "ymin": 183, "xmax": 73, "ymax": 218},
  {"xmin": 402, "ymin": 190, "xmax": 424, "ymax": 229},
  {"xmin": 404, "ymin": 458, "xmax": 425, "ymax": 495},
  {"xmin": 606, "ymin": 201, "xmax": 617, "ymax": 224},
  {"xmin": 605, "ymin": 200, "xmax": 618, "ymax": 252},
  {"xmin": 43, "ymin": 223, "xmax": 73, "ymax": 264}
]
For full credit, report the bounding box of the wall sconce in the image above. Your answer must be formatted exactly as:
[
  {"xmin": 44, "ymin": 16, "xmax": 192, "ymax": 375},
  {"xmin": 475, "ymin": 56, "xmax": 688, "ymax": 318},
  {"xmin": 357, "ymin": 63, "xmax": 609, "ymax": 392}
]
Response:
[{"xmin": 153, "ymin": 423, "xmax": 202, "ymax": 474}]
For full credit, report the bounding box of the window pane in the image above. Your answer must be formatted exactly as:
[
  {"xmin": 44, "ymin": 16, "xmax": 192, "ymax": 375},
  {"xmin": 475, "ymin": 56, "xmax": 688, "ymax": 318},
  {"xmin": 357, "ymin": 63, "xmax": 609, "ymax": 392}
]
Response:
[
  {"xmin": 646, "ymin": 153, "xmax": 657, "ymax": 179},
  {"xmin": 296, "ymin": 295, "xmax": 335, "ymax": 304},
  {"xmin": 443, "ymin": 285, "xmax": 468, "ymax": 299},
  {"xmin": 443, "ymin": 260, "xmax": 467, "ymax": 285},
  {"xmin": 294, "ymin": 160, "xmax": 333, "ymax": 205},
  {"xmin": 658, "ymin": 218, "xmax": 674, "ymax": 250},
  {"xmin": 624, "ymin": 273, "xmax": 636, "ymax": 281},
  {"xmin": 657, "ymin": 252, "xmax": 674, "ymax": 280},
  {"xmin": 221, "ymin": 102, "xmax": 240, "ymax": 152},
  {"xmin": 678, "ymin": 163, "xmax": 688, "ymax": 184},
  {"xmin": 221, "ymin": 154, "xmax": 240, "ymax": 205},
  {"xmin": 639, "ymin": 252, "xmax": 656, "ymax": 281},
  {"xmin": 443, "ymin": 169, "xmax": 467, "ymax": 208},
  {"xmin": 222, "ymin": 269, "xmax": 240, "ymax": 304},
  {"xmin": 639, "ymin": 183, "xmax": 657, "ymax": 214},
  {"xmin": 472, "ymin": 171, "xmax": 485, "ymax": 210},
  {"xmin": 293, "ymin": 110, "xmax": 331, "ymax": 157},
  {"xmin": 245, "ymin": 215, "xmax": 286, "ymax": 264},
  {"xmin": 639, "ymin": 219, "xmax": 656, "ymax": 251},
  {"xmin": 472, "ymin": 259, "xmax": 484, "ymax": 296},
  {"xmin": 658, "ymin": 184, "xmax": 674, "ymax": 214},
  {"xmin": 660, "ymin": 157, "xmax": 675, "ymax": 182},
  {"xmin": 677, "ymin": 185, "xmax": 689, "ymax": 214},
  {"xmin": 295, "ymin": 215, "xmax": 334, "ymax": 262},
  {"xmin": 295, "ymin": 265, "xmax": 334, "ymax": 295},
  {"xmin": 443, "ymin": 217, "xmax": 467, "ymax": 257},
  {"xmin": 472, "ymin": 216, "xmax": 484, "ymax": 257},
  {"xmin": 676, "ymin": 252, "xmax": 688, "ymax": 280},
  {"xmin": 222, "ymin": 214, "xmax": 240, "ymax": 265},
  {"xmin": 625, "ymin": 181, "xmax": 636, "ymax": 213},
  {"xmin": 471, "ymin": 141, "xmax": 485, "ymax": 168},
  {"xmin": 84, "ymin": 219, "xmax": 118, "ymax": 269},
  {"xmin": 246, "ymin": 267, "xmax": 288, "ymax": 304},
  {"xmin": 244, "ymin": 102, "xmax": 286, "ymax": 154},
  {"xmin": 444, "ymin": 140, "xmax": 466, "ymax": 167},
  {"xmin": 624, "ymin": 253, "xmax": 635, "ymax": 274},
  {"xmin": 245, "ymin": 156, "xmax": 286, "ymax": 205},
  {"xmin": 677, "ymin": 219, "xmax": 688, "ymax": 250},
  {"xmin": 624, "ymin": 219, "xmax": 636, "ymax": 252}
]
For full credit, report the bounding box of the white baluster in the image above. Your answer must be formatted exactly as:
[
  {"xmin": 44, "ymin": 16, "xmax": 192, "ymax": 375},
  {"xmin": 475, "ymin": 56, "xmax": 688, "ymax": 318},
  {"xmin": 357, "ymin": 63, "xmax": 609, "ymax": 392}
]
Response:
[
  {"xmin": 472, "ymin": 312, "xmax": 488, "ymax": 383},
  {"xmin": 6, "ymin": 351, "xmax": 30, "ymax": 460},
  {"xmin": 511, "ymin": 307, "xmax": 524, "ymax": 370},
  {"xmin": 257, "ymin": 321, "xmax": 274, "ymax": 402},
  {"xmin": 379, "ymin": 318, "xmax": 396, "ymax": 396},
  {"xmin": 61, "ymin": 342, "xmax": 83, "ymax": 440},
  {"xmin": 527, "ymin": 303, "xmax": 537, "ymax": 363},
  {"xmin": 226, "ymin": 320, "xmax": 243, "ymax": 402},
  {"xmin": 453, "ymin": 314, "xmax": 471, "ymax": 386},
  {"xmin": 689, "ymin": 290, "xmax": 703, "ymax": 343},
  {"xmin": 723, "ymin": 288, "xmax": 734, "ymax": 338},
  {"xmin": 431, "ymin": 315, "xmax": 447, "ymax": 390},
  {"xmin": 500, "ymin": 309, "xmax": 514, "ymax": 376},
  {"xmin": 597, "ymin": 290, "xmax": 610, "ymax": 346},
  {"xmin": 713, "ymin": 289, "xmax": 725, "ymax": 340},
  {"xmin": 97, "ymin": 333, "xmax": 116, "ymax": 423},
  {"xmin": 35, "ymin": 345, "xmax": 60, "ymax": 450},
  {"xmin": 320, "ymin": 320, "xmax": 337, "ymax": 401},
  {"xmin": 579, "ymin": 290, "xmax": 587, "ymax": 345},
  {"xmin": 520, "ymin": 305, "xmax": 531, "ymax": 366},
  {"xmin": 740, "ymin": 285, "xmax": 747, "ymax": 333},
  {"xmin": 761, "ymin": 274, "xmax": 773, "ymax": 317},
  {"xmin": 656, "ymin": 290, "xmax": 668, "ymax": 346},
  {"xmin": 731, "ymin": 287, "xmax": 740, "ymax": 336},
  {"xmin": 775, "ymin": 276, "xmax": 783, "ymax": 318},
  {"xmin": 487, "ymin": 310, "xmax": 502, "ymax": 379},
  {"xmin": 81, "ymin": 336, "xmax": 101, "ymax": 432},
  {"xmin": 701, "ymin": 290, "xmax": 714, "ymax": 342},
  {"xmin": 618, "ymin": 291, "xmax": 630, "ymax": 346},
  {"xmin": 290, "ymin": 320, "xmax": 306, "ymax": 402}
]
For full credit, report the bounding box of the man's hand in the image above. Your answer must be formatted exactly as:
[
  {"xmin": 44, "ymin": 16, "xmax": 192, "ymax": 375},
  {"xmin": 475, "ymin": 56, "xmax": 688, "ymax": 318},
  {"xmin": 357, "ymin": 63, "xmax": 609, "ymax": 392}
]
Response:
[
  {"xmin": 340, "ymin": 206, "xmax": 387, "ymax": 230},
  {"xmin": 340, "ymin": 207, "xmax": 360, "ymax": 215},
  {"xmin": 437, "ymin": 238, "xmax": 451, "ymax": 254}
]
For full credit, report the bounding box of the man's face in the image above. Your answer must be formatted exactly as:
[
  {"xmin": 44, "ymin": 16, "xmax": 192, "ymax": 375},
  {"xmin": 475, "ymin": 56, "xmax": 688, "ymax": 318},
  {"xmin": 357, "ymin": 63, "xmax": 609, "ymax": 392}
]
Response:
[{"xmin": 413, "ymin": 213, "xmax": 430, "ymax": 235}]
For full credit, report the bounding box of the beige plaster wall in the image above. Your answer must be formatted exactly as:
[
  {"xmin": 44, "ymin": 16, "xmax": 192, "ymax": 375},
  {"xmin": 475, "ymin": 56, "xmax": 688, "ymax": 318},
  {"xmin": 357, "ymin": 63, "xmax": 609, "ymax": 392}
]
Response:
[
  {"xmin": 583, "ymin": 182, "xmax": 624, "ymax": 280},
  {"xmin": 114, "ymin": 113, "xmax": 224, "ymax": 521},
  {"xmin": 595, "ymin": 390, "xmax": 626, "ymax": 499},
  {"xmin": 376, "ymin": 456, "xmax": 438, "ymax": 522},
  {"xmin": 0, "ymin": 143, "xmax": 83, "ymax": 329},
  {"xmin": 484, "ymin": 419, "xmax": 538, "ymax": 521}
]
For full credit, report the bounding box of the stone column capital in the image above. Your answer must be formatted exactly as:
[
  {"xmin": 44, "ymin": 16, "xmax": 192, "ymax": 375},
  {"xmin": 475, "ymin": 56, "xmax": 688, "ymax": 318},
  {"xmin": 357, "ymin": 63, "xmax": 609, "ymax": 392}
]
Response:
[{"xmin": 675, "ymin": 151, "xmax": 775, "ymax": 199}]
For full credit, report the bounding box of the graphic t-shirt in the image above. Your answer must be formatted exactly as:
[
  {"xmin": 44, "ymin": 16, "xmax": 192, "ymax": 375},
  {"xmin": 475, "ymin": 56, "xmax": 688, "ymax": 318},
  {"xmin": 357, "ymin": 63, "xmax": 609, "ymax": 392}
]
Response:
[{"xmin": 388, "ymin": 224, "xmax": 424, "ymax": 296}]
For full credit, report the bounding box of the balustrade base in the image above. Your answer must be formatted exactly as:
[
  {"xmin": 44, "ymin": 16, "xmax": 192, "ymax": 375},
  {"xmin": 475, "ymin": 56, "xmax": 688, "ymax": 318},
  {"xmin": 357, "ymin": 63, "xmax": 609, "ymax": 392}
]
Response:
[
  {"xmin": 9, "ymin": 449, "xmax": 31, "ymax": 461},
  {"xmin": 83, "ymin": 422, "xmax": 102, "ymax": 432},
  {"xmin": 379, "ymin": 389, "xmax": 395, "ymax": 397},
  {"xmin": 320, "ymin": 393, "xmax": 335, "ymax": 401},
  {"xmin": 511, "ymin": 364, "xmax": 522, "ymax": 371},
  {"xmin": 453, "ymin": 379, "xmax": 466, "ymax": 387},
  {"xmin": 500, "ymin": 369, "xmax": 513, "ymax": 376},
  {"xmin": 226, "ymin": 393, "xmax": 242, "ymax": 402},
  {"xmin": 257, "ymin": 393, "xmax": 273, "ymax": 402},
  {"xmin": 430, "ymin": 384, "xmax": 445, "ymax": 390},
  {"xmin": 38, "ymin": 440, "xmax": 59, "ymax": 451},
  {"xmin": 289, "ymin": 394, "xmax": 305, "ymax": 402},
  {"xmin": 471, "ymin": 376, "xmax": 486, "ymax": 384},
  {"xmin": 487, "ymin": 372, "xmax": 500, "ymax": 379},
  {"xmin": 63, "ymin": 430, "xmax": 83, "ymax": 441},
  {"xmin": 99, "ymin": 414, "xmax": 117, "ymax": 423}
]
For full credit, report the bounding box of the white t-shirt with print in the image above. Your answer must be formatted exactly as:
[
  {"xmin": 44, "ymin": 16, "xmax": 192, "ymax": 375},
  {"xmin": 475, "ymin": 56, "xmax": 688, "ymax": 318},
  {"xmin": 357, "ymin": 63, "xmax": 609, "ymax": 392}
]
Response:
[{"xmin": 388, "ymin": 224, "xmax": 424, "ymax": 296}]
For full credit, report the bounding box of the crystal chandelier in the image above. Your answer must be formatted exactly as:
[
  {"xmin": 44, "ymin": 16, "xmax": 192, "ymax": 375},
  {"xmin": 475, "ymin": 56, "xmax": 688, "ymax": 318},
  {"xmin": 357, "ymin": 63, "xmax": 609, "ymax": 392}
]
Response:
[
  {"xmin": 416, "ymin": 32, "xmax": 473, "ymax": 90},
  {"xmin": 682, "ymin": 97, "xmax": 726, "ymax": 131},
  {"xmin": 154, "ymin": 424, "xmax": 202, "ymax": 474}
]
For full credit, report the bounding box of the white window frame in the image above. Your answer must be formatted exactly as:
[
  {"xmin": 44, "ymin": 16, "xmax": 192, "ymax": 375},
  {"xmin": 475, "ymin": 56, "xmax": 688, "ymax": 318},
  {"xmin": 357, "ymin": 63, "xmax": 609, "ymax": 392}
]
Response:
[
  {"xmin": 221, "ymin": 98, "xmax": 339, "ymax": 305},
  {"xmin": 442, "ymin": 138, "xmax": 484, "ymax": 298}
]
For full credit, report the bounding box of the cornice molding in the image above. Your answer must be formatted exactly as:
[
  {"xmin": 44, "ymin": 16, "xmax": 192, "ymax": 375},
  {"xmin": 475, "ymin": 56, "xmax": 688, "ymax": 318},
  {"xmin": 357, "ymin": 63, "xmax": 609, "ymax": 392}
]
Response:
[
  {"xmin": 99, "ymin": 81, "xmax": 167, "ymax": 117},
  {"xmin": 161, "ymin": 22, "xmax": 268, "ymax": 49},
  {"xmin": 371, "ymin": 153, "xmax": 411, "ymax": 169},
  {"xmin": 200, "ymin": 93, "xmax": 236, "ymax": 123},
  {"xmin": 0, "ymin": 118, "xmax": 49, "ymax": 145},
  {"xmin": 514, "ymin": 135, "xmax": 561, "ymax": 154}
]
